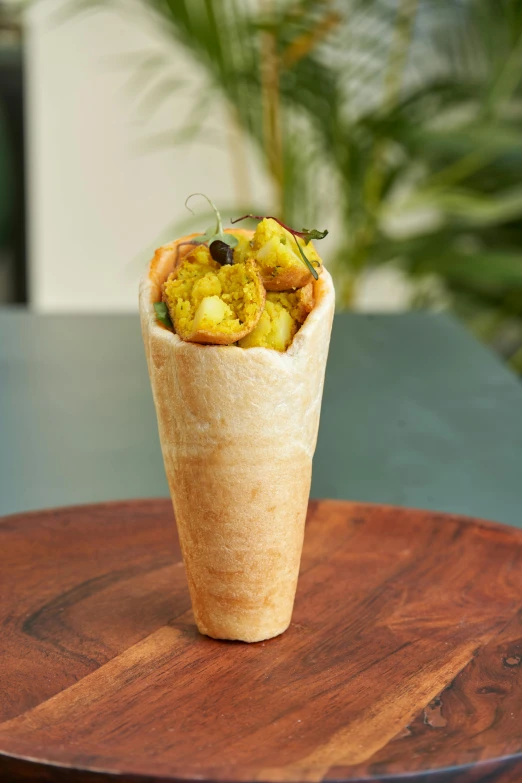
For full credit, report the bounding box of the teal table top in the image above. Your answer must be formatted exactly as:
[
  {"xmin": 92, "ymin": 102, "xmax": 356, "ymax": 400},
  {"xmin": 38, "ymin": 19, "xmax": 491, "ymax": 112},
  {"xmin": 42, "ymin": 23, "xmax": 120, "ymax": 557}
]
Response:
[{"xmin": 1, "ymin": 309, "xmax": 521, "ymax": 526}]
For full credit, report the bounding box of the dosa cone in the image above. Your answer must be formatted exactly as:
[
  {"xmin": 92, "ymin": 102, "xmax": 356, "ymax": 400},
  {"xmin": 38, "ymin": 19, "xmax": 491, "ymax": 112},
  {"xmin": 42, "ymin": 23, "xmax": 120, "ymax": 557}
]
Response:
[{"xmin": 139, "ymin": 232, "xmax": 335, "ymax": 642}]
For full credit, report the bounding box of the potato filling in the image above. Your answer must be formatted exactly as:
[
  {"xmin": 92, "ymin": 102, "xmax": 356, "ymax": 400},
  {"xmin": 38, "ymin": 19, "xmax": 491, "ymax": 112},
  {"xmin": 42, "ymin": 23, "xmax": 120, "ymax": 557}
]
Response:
[
  {"xmin": 163, "ymin": 245, "xmax": 264, "ymax": 343},
  {"xmin": 238, "ymin": 286, "xmax": 314, "ymax": 352},
  {"xmin": 250, "ymin": 218, "xmax": 321, "ymax": 285},
  {"xmin": 157, "ymin": 217, "xmax": 323, "ymax": 350}
]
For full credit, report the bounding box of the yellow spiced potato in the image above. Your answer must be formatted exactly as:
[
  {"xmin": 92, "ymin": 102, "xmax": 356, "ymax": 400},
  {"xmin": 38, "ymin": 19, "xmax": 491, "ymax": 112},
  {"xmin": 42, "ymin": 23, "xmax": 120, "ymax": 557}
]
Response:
[
  {"xmin": 232, "ymin": 233, "xmax": 253, "ymax": 265},
  {"xmin": 251, "ymin": 218, "xmax": 322, "ymax": 291},
  {"xmin": 239, "ymin": 284, "xmax": 315, "ymax": 352},
  {"xmin": 163, "ymin": 245, "xmax": 265, "ymax": 344}
]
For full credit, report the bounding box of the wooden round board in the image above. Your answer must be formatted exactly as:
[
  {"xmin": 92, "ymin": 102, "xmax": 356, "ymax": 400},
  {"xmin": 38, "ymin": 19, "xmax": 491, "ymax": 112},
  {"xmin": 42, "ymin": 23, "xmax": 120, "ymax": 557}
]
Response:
[{"xmin": 1, "ymin": 499, "xmax": 522, "ymax": 783}]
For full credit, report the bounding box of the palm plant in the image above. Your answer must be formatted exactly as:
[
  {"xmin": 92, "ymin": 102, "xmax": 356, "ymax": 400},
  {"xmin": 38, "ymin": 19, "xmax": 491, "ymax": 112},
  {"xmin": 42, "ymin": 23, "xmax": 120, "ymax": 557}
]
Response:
[{"xmin": 58, "ymin": 0, "xmax": 522, "ymax": 369}]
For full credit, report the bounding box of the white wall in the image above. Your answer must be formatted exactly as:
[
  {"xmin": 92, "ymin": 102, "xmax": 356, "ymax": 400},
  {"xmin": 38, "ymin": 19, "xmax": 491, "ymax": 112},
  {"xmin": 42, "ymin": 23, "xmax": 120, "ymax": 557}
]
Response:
[{"xmin": 24, "ymin": 2, "xmax": 271, "ymax": 312}]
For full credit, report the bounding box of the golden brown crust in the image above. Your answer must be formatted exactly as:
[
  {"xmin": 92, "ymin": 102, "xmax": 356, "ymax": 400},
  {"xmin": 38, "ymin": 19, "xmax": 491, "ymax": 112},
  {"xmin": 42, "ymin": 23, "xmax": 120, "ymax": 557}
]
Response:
[
  {"xmin": 237, "ymin": 227, "xmax": 321, "ymax": 291},
  {"xmin": 183, "ymin": 331, "xmax": 245, "ymax": 346},
  {"xmin": 139, "ymin": 232, "xmax": 335, "ymax": 642},
  {"xmin": 296, "ymin": 281, "xmax": 315, "ymax": 320},
  {"xmin": 261, "ymin": 266, "xmax": 315, "ymax": 291}
]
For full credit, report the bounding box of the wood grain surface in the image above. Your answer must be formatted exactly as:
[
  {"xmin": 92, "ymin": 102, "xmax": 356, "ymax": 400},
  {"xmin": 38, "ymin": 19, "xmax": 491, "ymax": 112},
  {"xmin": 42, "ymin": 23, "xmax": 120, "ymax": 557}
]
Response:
[{"xmin": 1, "ymin": 499, "xmax": 522, "ymax": 783}]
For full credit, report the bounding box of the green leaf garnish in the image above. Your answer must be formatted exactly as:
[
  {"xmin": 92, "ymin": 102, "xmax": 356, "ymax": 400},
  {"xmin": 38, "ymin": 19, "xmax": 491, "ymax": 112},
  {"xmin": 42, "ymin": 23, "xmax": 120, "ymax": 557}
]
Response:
[
  {"xmin": 293, "ymin": 236, "xmax": 319, "ymax": 280},
  {"xmin": 301, "ymin": 228, "xmax": 329, "ymax": 243},
  {"xmin": 231, "ymin": 214, "xmax": 327, "ymax": 245},
  {"xmin": 154, "ymin": 302, "xmax": 173, "ymax": 329},
  {"xmin": 185, "ymin": 193, "xmax": 238, "ymax": 248}
]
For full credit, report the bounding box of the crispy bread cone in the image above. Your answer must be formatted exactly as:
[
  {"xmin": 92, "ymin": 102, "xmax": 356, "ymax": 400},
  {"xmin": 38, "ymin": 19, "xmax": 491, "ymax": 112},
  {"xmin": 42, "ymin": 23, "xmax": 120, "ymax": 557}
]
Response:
[{"xmin": 139, "ymin": 231, "xmax": 335, "ymax": 642}]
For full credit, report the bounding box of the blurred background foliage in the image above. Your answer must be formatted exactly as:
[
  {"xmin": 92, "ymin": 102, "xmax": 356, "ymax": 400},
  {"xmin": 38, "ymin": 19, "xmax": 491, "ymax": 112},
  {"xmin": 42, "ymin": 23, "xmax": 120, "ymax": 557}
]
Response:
[{"xmin": 62, "ymin": 0, "xmax": 522, "ymax": 371}]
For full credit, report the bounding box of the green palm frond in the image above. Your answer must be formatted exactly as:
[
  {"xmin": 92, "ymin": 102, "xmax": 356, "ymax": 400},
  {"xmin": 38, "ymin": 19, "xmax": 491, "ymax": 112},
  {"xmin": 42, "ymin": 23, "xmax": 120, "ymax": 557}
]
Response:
[{"xmin": 54, "ymin": 0, "xmax": 522, "ymax": 367}]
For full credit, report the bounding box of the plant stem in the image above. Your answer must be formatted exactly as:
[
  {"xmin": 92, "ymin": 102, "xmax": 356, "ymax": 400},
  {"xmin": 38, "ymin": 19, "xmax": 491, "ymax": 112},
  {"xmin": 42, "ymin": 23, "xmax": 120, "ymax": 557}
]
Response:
[
  {"xmin": 281, "ymin": 8, "xmax": 341, "ymax": 69},
  {"xmin": 260, "ymin": 0, "xmax": 284, "ymax": 216},
  {"xmin": 355, "ymin": 0, "xmax": 419, "ymax": 269},
  {"xmin": 383, "ymin": 0, "xmax": 419, "ymax": 112}
]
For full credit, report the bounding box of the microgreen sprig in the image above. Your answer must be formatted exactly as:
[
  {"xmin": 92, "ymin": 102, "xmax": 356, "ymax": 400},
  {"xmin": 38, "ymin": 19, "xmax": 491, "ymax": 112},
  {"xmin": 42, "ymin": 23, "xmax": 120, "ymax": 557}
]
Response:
[
  {"xmin": 185, "ymin": 193, "xmax": 239, "ymax": 249},
  {"xmin": 230, "ymin": 214, "xmax": 328, "ymax": 244},
  {"xmin": 230, "ymin": 214, "xmax": 327, "ymax": 279}
]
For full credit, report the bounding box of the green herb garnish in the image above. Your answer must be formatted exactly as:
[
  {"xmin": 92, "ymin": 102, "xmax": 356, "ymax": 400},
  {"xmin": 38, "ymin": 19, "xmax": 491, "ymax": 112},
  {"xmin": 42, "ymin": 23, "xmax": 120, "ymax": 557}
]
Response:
[
  {"xmin": 292, "ymin": 236, "xmax": 319, "ymax": 279},
  {"xmin": 185, "ymin": 193, "xmax": 239, "ymax": 249},
  {"xmin": 301, "ymin": 228, "xmax": 329, "ymax": 242},
  {"xmin": 230, "ymin": 213, "xmax": 327, "ymax": 280},
  {"xmin": 230, "ymin": 214, "xmax": 328, "ymax": 244},
  {"xmin": 154, "ymin": 302, "xmax": 173, "ymax": 329}
]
